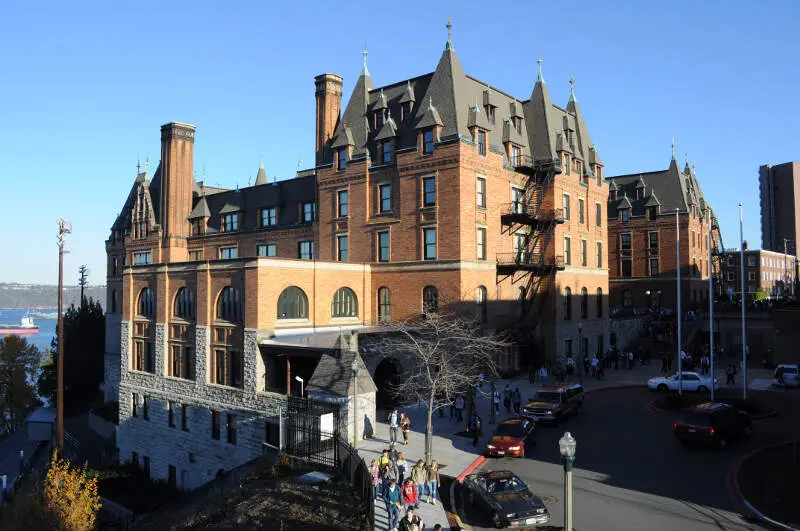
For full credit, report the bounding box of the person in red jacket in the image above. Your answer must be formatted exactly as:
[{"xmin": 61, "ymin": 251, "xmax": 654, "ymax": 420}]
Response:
[{"xmin": 401, "ymin": 477, "xmax": 418, "ymax": 511}]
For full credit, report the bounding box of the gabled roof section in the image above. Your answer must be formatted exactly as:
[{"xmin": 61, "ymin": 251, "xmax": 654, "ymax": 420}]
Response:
[
  {"xmin": 219, "ymin": 191, "xmax": 243, "ymax": 214},
  {"xmin": 617, "ymin": 194, "xmax": 632, "ymax": 209},
  {"xmin": 556, "ymin": 132, "xmax": 572, "ymax": 154},
  {"xmin": 589, "ymin": 145, "xmax": 602, "ymax": 166},
  {"xmin": 467, "ymin": 96, "xmax": 491, "ymax": 130},
  {"xmin": 416, "ymin": 96, "xmax": 444, "ymax": 128},
  {"xmin": 110, "ymin": 167, "xmax": 160, "ymax": 232},
  {"xmin": 308, "ymin": 349, "xmax": 376, "ymax": 397},
  {"xmin": 374, "ymin": 114, "xmax": 398, "ymax": 140},
  {"xmin": 373, "ymin": 89, "xmax": 388, "ymax": 111},
  {"xmin": 330, "ymin": 65, "xmax": 374, "ymax": 157},
  {"xmin": 565, "ymin": 83, "xmax": 593, "ymax": 162},
  {"xmin": 188, "ymin": 195, "xmax": 211, "ymax": 219},
  {"xmin": 331, "ymin": 124, "xmax": 356, "ymax": 148},
  {"xmin": 524, "ymin": 74, "xmax": 556, "ymax": 161},
  {"xmin": 255, "ymin": 162, "xmax": 268, "ymax": 186},
  {"xmin": 414, "ymin": 43, "xmax": 468, "ymax": 139},
  {"xmin": 644, "ymin": 191, "xmax": 661, "ymax": 207},
  {"xmin": 399, "ymin": 80, "xmax": 415, "ymax": 103},
  {"xmin": 502, "ymin": 117, "xmax": 526, "ymax": 146},
  {"xmin": 608, "ymin": 180, "xmax": 618, "ymax": 191},
  {"xmin": 635, "ymin": 176, "xmax": 646, "ymax": 189}
]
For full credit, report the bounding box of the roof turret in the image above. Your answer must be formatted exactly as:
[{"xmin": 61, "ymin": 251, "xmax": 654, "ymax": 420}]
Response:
[
  {"xmin": 255, "ymin": 160, "xmax": 268, "ymax": 185},
  {"xmin": 399, "ymin": 80, "xmax": 415, "ymax": 103}
]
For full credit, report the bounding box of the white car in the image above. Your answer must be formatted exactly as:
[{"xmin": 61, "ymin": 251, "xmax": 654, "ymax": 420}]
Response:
[{"xmin": 648, "ymin": 372, "xmax": 718, "ymax": 393}]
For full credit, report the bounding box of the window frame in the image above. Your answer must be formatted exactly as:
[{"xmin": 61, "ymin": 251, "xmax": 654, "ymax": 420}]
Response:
[
  {"xmin": 596, "ymin": 241, "xmax": 603, "ymax": 268},
  {"xmin": 423, "ymin": 227, "xmax": 437, "ymax": 260},
  {"xmin": 377, "ymin": 231, "xmax": 390, "ymax": 262},
  {"xmin": 302, "ymin": 202, "xmax": 316, "ymax": 223},
  {"xmin": 337, "ymin": 147, "xmax": 347, "ymax": 171},
  {"xmin": 422, "ymin": 285, "xmax": 439, "ymax": 314},
  {"xmin": 298, "ymin": 240, "xmax": 314, "ymax": 260},
  {"xmin": 476, "ymin": 177, "xmax": 487, "ymax": 208},
  {"xmin": 332, "ymin": 287, "xmax": 359, "ymax": 318},
  {"xmin": 277, "ymin": 286, "xmax": 309, "ymax": 319},
  {"xmin": 216, "ymin": 287, "xmax": 243, "ymax": 323},
  {"xmin": 476, "ymin": 285, "xmax": 488, "ymax": 323},
  {"xmin": 578, "ymin": 198, "xmax": 585, "ymax": 224},
  {"xmin": 595, "ymin": 202, "xmax": 602, "ymax": 227},
  {"xmin": 261, "ymin": 207, "xmax": 277, "ymax": 227},
  {"xmin": 596, "ymin": 288, "xmax": 603, "ymax": 317},
  {"xmin": 477, "ymin": 227, "xmax": 487, "ymax": 260},
  {"xmin": 336, "ymin": 235, "xmax": 348, "ymax": 262},
  {"xmin": 581, "ymin": 239, "xmax": 587, "ymax": 267},
  {"xmin": 378, "ymin": 287, "xmax": 391, "ymax": 322},
  {"xmin": 423, "ymin": 129, "xmax": 434, "ymax": 154},
  {"xmin": 564, "ymin": 236, "xmax": 571, "ymax": 266},
  {"xmin": 222, "ymin": 213, "xmax": 239, "ymax": 233},
  {"xmin": 563, "ymin": 287, "xmax": 572, "ymax": 320},
  {"xmin": 382, "ymin": 140, "xmax": 393, "ymax": 164},
  {"xmin": 422, "ymin": 176, "xmax": 436, "ymax": 207},
  {"xmin": 563, "ymin": 194, "xmax": 570, "ymax": 220},
  {"xmin": 219, "ymin": 246, "xmax": 238, "ymax": 260},
  {"xmin": 477, "ymin": 129, "xmax": 486, "ymax": 156},
  {"xmin": 337, "ymin": 190, "xmax": 349, "ymax": 218},
  {"xmin": 581, "ymin": 287, "xmax": 588, "ymax": 319},
  {"xmin": 379, "ymin": 184, "xmax": 392, "ymax": 213},
  {"xmin": 257, "ymin": 243, "xmax": 277, "ymax": 257}
]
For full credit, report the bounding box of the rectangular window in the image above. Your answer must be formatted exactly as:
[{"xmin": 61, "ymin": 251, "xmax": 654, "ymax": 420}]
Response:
[
  {"xmin": 142, "ymin": 395, "xmax": 149, "ymax": 420},
  {"xmin": 477, "ymin": 130, "xmax": 486, "ymax": 156},
  {"xmin": 423, "ymin": 177, "xmax": 436, "ymax": 206},
  {"xmin": 181, "ymin": 404, "xmax": 189, "ymax": 431},
  {"xmin": 621, "ymin": 209, "xmax": 629, "ymax": 222},
  {"xmin": 337, "ymin": 190, "xmax": 348, "ymax": 218},
  {"xmin": 188, "ymin": 249, "xmax": 203, "ymax": 261},
  {"xmin": 648, "ymin": 207, "xmax": 657, "ymax": 221},
  {"xmin": 168, "ymin": 401, "xmax": 175, "ymax": 428},
  {"xmin": 337, "ymin": 235, "xmax": 348, "ymax": 262},
  {"xmin": 581, "ymin": 239, "xmax": 587, "ymax": 266},
  {"xmin": 379, "ymin": 184, "xmax": 392, "ymax": 213},
  {"xmin": 211, "ymin": 410, "xmax": 221, "ymax": 440},
  {"xmin": 226, "ymin": 414, "xmax": 237, "ymax": 445},
  {"xmin": 423, "ymin": 228, "xmax": 437, "ymax": 260},
  {"xmin": 299, "ymin": 241, "xmax": 314, "ymax": 260},
  {"xmin": 401, "ymin": 102, "xmax": 411, "ymax": 121},
  {"xmin": 511, "ymin": 145, "xmax": 521, "ymax": 166},
  {"xmin": 133, "ymin": 251, "xmax": 152, "ymax": 265},
  {"xmin": 337, "ymin": 147, "xmax": 347, "ymax": 171},
  {"xmin": 477, "ymin": 227, "xmax": 487, "ymax": 260},
  {"xmin": 132, "ymin": 393, "xmax": 138, "ymax": 418},
  {"xmin": 257, "ymin": 243, "xmax": 276, "ymax": 257},
  {"xmin": 596, "ymin": 242, "xmax": 603, "ymax": 268},
  {"xmin": 375, "ymin": 111, "xmax": 384, "ymax": 129},
  {"xmin": 423, "ymin": 129, "xmax": 434, "ymax": 154},
  {"xmin": 578, "ymin": 199, "xmax": 585, "ymax": 224},
  {"xmin": 748, "ymin": 271, "xmax": 756, "ymax": 281},
  {"xmin": 477, "ymin": 177, "xmax": 487, "ymax": 208},
  {"xmin": 223, "ymin": 213, "xmax": 238, "ymax": 232},
  {"xmin": 302, "ymin": 202, "xmax": 316, "ymax": 223},
  {"xmin": 622, "ymin": 259, "xmax": 632, "ymax": 277},
  {"xmin": 219, "ymin": 246, "xmax": 237, "ymax": 260},
  {"xmin": 190, "ymin": 219, "xmax": 203, "ymax": 235},
  {"xmin": 621, "ymin": 233, "xmax": 632, "ymax": 277},
  {"xmin": 261, "ymin": 207, "xmax": 277, "ymax": 227},
  {"xmin": 382, "ymin": 140, "xmax": 392, "ymax": 164},
  {"xmin": 563, "ymin": 194, "xmax": 570, "ymax": 220},
  {"xmin": 378, "ymin": 231, "xmax": 390, "ymax": 262},
  {"xmin": 564, "ymin": 237, "xmax": 571, "ymax": 265},
  {"xmin": 168, "ymin": 465, "xmax": 176, "ymax": 489},
  {"xmin": 487, "ymin": 106, "xmax": 496, "ymax": 125},
  {"xmin": 650, "ymin": 258, "xmax": 660, "ymax": 276},
  {"xmin": 514, "ymin": 233, "xmax": 528, "ymax": 261},
  {"xmin": 649, "ymin": 231, "xmax": 659, "ymax": 254},
  {"xmin": 565, "ymin": 339, "xmax": 573, "ymax": 356},
  {"xmin": 511, "ymin": 187, "xmax": 524, "ymax": 213},
  {"xmin": 595, "ymin": 203, "xmax": 602, "ymax": 226}
]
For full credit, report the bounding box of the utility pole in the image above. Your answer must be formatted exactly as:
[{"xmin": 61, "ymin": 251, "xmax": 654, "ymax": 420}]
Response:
[
  {"xmin": 56, "ymin": 219, "xmax": 72, "ymax": 454},
  {"xmin": 676, "ymin": 208, "xmax": 682, "ymax": 395},
  {"xmin": 783, "ymin": 239, "xmax": 790, "ymax": 299},
  {"xmin": 78, "ymin": 264, "xmax": 89, "ymax": 309},
  {"xmin": 708, "ymin": 208, "xmax": 715, "ymax": 401},
  {"xmin": 739, "ymin": 204, "xmax": 747, "ymax": 401}
]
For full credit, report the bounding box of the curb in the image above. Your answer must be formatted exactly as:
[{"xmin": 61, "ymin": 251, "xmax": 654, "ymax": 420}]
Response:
[
  {"xmin": 449, "ymin": 455, "xmax": 487, "ymax": 531},
  {"xmin": 729, "ymin": 441, "xmax": 800, "ymax": 531}
]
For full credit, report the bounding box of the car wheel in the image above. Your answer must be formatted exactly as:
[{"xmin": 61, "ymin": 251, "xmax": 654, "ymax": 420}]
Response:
[
  {"xmin": 492, "ymin": 513, "xmax": 504, "ymax": 529},
  {"xmin": 657, "ymin": 384, "xmax": 668, "ymax": 393},
  {"xmin": 718, "ymin": 437, "xmax": 728, "ymax": 450},
  {"xmin": 698, "ymin": 386, "xmax": 709, "ymax": 394}
]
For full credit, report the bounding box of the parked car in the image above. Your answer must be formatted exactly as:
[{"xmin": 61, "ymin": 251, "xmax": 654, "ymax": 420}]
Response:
[
  {"xmin": 648, "ymin": 372, "xmax": 718, "ymax": 393},
  {"xmin": 521, "ymin": 384, "xmax": 584, "ymax": 422},
  {"xmin": 674, "ymin": 402, "xmax": 752, "ymax": 449},
  {"xmin": 772, "ymin": 364, "xmax": 800, "ymax": 388},
  {"xmin": 486, "ymin": 417, "xmax": 535, "ymax": 458},
  {"xmin": 464, "ymin": 470, "xmax": 551, "ymax": 528}
]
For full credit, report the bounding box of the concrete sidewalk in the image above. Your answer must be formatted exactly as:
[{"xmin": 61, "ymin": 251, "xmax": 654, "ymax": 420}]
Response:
[{"xmin": 357, "ymin": 363, "xmax": 773, "ymax": 530}]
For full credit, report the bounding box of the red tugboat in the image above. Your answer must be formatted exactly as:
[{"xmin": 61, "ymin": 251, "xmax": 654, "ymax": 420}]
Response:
[{"xmin": 0, "ymin": 314, "xmax": 39, "ymax": 335}]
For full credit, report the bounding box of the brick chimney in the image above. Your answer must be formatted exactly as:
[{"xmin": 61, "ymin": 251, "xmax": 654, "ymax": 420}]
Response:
[
  {"xmin": 159, "ymin": 122, "xmax": 195, "ymax": 262},
  {"xmin": 315, "ymin": 74, "xmax": 343, "ymax": 165}
]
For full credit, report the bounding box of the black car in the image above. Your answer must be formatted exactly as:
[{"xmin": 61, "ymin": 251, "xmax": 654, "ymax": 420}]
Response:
[
  {"xmin": 464, "ymin": 470, "xmax": 550, "ymax": 528},
  {"xmin": 674, "ymin": 402, "xmax": 753, "ymax": 449}
]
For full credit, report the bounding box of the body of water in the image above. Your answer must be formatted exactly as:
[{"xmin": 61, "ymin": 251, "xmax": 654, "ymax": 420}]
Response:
[{"xmin": 0, "ymin": 308, "xmax": 58, "ymax": 353}]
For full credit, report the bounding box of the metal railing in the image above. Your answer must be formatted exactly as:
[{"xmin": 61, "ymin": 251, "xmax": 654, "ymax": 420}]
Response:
[
  {"xmin": 502, "ymin": 203, "xmax": 565, "ymax": 222},
  {"xmin": 496, "ymin": 253, "xmax": 565, "ymax": 268}
]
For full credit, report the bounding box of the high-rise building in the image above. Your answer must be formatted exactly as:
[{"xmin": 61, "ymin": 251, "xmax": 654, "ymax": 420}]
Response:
[{"xmin": 760, "ymin": 162, "xmax": 800, "ymax": 256}]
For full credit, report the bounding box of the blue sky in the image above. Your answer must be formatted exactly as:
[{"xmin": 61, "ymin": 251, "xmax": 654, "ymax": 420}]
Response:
[{"xmin": 1, "ymin": 1, "xmax": 798, "ymax": 285}]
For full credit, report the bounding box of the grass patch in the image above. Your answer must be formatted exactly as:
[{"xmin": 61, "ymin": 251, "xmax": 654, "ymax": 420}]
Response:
[{"xmin": 738, "ymin": 442, "xmax": 800, "ymax": 528}]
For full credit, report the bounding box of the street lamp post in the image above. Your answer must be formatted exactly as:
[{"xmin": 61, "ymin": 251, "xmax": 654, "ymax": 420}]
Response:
[
  {"xmin": 351, "ymin": 358, "xmax": 359, "ymax": 446},
  {"xmin": 559, "ymin": 431, "xmax": 577, "ymax": 531},
  {"xmin": 294, "ymin": 375, "xmax": 304, "ymax": 397},
  {"xmin": 56, "ymin": 218, "xmax": 71, "ymax": 454},
  {"xmin": 708, "ymin": 208, "xmax": 715, "ymax": 401},
  {"xmin": 676, "ymin": 208, "xmax": 683, "ymax": 395},
  {"xmin": 739, "ymin": 203, "xmax": 747, "ymax": 401}
]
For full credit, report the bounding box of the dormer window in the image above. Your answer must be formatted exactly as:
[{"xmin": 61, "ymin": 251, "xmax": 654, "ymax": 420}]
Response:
[
  {"xmin": 621, "ymin": 209, "xmax": 629, "ymax": 222},
  {"xmin": 375, "ymin": 111, "xmax": 384, "ymax": 129},
  {"xmin": 423, "ymin": 129, "xmax": 434, "ymax": 154},
  {"xmin": 511, "ymin": 144, "xmax": 522, "ymax": 166},
  {"xmin": 477, "ymin": 130, "xmax": 486, "ymax": 156},
  {"xmin": 609, "ymin": 189, "xmax": 617, "ymax": 201},
  {"xmin": 636, "ymin": 188, "xmax": 644, "ymax": 200},
  {"xmin": 563, "ymin": 154, "xmax": 571, "ymax": 175},
  {"xmin": 485, "ymin": 105, "xmax": 496, "ymax": 125},
  {"xmin": 382, "ymin": 140, "xmax": 393, "ymax": 164},
  {"xmin": 191, "ymin": 219, "xmax": 205, "ymax": 235},
  {"xmin": 222, "ymin": 213, "xmax": 238, "ymax": 232},
  {"xmin": 337, "ymin": 147, "xmax": 347, "ymax": 171},
  {"xmin": 401, "ymin": 102, "xmax": 412, "ymax": 121},
  {"xmin": 648, "ymin": 206, "xmax": 657, "ymax": 221}
]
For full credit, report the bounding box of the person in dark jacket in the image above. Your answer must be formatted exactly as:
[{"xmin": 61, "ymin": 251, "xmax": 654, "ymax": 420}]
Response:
[
  {"xmin": 398, "ymin": 507, "xmax": 423, "ymax": 531},
  {"xmin": 383, "ymin": 479, "xmax": 402, "ymax": 530},
  {"xmin": 467, "ymin": 413, "xmax": 483, "ymax": 447}
]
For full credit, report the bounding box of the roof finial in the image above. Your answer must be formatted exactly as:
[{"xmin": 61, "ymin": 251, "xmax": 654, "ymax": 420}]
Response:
[
  {"xmin": 685, "ymin": 152, "xmax": 689, "ymax": 166},
  {"xmin": 361, "ymin": 42, "xmax": 369, "ymax": 76},
  {"xmin": 537, "ymin": 56, "xmax": 545, "ymax": 83},
  {"xmin": 569, "ymin": 74, "xmax": 575, "ymax": 97},
  {"xmin": 297, "ymin": 159, "xmax": 302, "ymax": 170},
  {"xmin": 671, "ymin": 137, "xmax": 676, "ymax": 160},
  {"xmin": 136, "ymin": 159, "xmax": 140, "ymax": 174},
  {"xmin": 145, "ymin": 156, "xmax": 150, "ymax": 172},
  {"xmin": 260, "ymin": 156, "xmax": 264, "ymax": 169},
  {"xmin": 447, "ymin": 16, "xmax": 452, "ymax": 43}
]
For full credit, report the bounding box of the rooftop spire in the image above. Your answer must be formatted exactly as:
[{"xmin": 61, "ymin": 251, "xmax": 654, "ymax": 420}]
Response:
[
  {"xmin": 445, "ymin": 16, "xmax": 455, "ymax": 50},
  {"xmin": 136, "ymin": 159, "xmax": 140, "ymax": 174},
  {"xmin": 671, "ymin": 137, "xmax": 676, "ymax": 160},
  {"xmin": 537, "ymin": 56, "xmax": 545, "ymax": 83},
  {"xmin": 361, "ymin": 42, "xmax": 369, "ymax": 76},
  {"xmin": 569, "ymin": 74, "xmax": 576, "ymax": 102}
]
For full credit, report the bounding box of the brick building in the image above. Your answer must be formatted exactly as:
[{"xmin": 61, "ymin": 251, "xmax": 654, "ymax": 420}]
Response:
[
  {"xmin": 759, "ymin": 161, "xmax": 800, "ymax": 256},
  {"xmin": 105, "ymin": 34, "xmax": 608, "ymax": 489},
  {"xmin": 719, "ymin": 248, "xmax": 797, "ymax": 299},
  {"xmin": 606, "ymin": 153, "xmax": 721, "ymax": 312}
]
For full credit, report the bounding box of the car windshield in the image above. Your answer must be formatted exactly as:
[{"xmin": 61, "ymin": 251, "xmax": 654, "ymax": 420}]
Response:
[
  {"xmin": 534, "ymin": 391, "xmax": 562, "ymax": 402},
  {"xmin": 495, "ymin": 423, "xmax": 525, "ymax": 437},
  {"xmin": 677, "ymin": 411, "xmax": 711, "ymax": 427},
  {"xmin": 486, "ymin": 476, "xmax": 526, "ymax": 494}
]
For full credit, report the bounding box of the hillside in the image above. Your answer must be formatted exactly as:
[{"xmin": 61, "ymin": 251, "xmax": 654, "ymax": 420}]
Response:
[{"xmin": 0, "ymin": 283, "xmax": 106, "ymax": 309}]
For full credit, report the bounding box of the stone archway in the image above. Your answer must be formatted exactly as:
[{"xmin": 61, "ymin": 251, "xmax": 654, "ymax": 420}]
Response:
[{"xmin": 373, "ymin": 358, "xmax": 402, "ymax": 411}]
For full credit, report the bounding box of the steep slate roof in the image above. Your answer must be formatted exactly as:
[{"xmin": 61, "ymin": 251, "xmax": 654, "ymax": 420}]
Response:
[
  {"xmin": 110, "ymin": 166, "xmax": 161, "ymax": 232},
  {"xmin": 606, "ymin": 157, "xmax": 713, "ymax": 218},
  {"xmin": 329, "ymin": 41, "xmax": 597, "ymax": 168},
  {"xmin": 308, "ymin": 349, "xmax": 376, "ymax": 397},
  {"xmin": 254, "ymin": 162, "xmax": 268, "ymax": 185}
]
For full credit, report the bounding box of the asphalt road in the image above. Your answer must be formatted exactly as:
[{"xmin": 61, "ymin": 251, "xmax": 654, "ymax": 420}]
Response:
[{"xmin": 457, "ymin": 388, "xmax": 800, "ymax": 531}]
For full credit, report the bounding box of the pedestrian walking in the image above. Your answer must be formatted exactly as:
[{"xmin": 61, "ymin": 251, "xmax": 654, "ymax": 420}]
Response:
[
  {"xmin": 379, "ymin": 449, "xmax": 391, "ymax": 472},
  {"xmin": 628, "ymin": 350, "xmax": 634, "ymax": 369},
  {"xmin": 426, "ymin": 460, "xmax": 440, "ymax": 505},
  {"xmin": 383, "ymin": 459, "xmax": 399, "ymax": 493},
  {"xmin": 583, "ymin": 355, "xmax": 590, "ymax": 377},
  {"xmin": 388, "ymin": 408, "xmax": 400, "ymax": 444},
  {"xmin": 455, "ymin": 395, "xmax": 465, "ymax": 422},
  {"xmin": 503, "ymin": 384, "xmax": 512, "ymax": 413},
  {"xmin": 492, "ymin": 389, "xmax": 501, "ymax": 413},
  {"xmin": 398, "ymin": 507, "xmax": 423, "ymax": 531},
  {"xmin": 512, "ymin": 388, "xmax": 522, "ymax": 414},
  {"xmin": 538, "ymin": 365, "xmax": 549, "ymax": 387},
  {"xmin": 383, "ymin": 478, "xmax": 402, "ymax": 531},
  {"xmin": 468, "ymin": 412, "xmax": 483, "ymax": 447},
  {"xmin": 369, "ymin": 459, "xmax": 382, "ymax": 499},
  {"xmin": 411, "ymin": 459, "xmax": 428, "ymax": 502},
  {"xmin": 400, "ymin": 413, "xmax": 411, "ymax": 445},
  {"xmin": 591, "ymin": 355, "xmax": 599, "ymax": 377},
  {"xmin": 597, "ymin": 359, "xmax": 605, "ymax": 380},
  {"xmin": 566, "ymin": 355, "xmax": 575, "ymax": 376},
  {"xmin": 396, "ymin": 451, "xmax": 408, "ymax": 485},
  {"xmin": 726, "ymin": 363, "xmax": 736, "ymax": 386},
  {"xmin": 401, "ymin": 477, "xmax": 418, "ymax": 512}
]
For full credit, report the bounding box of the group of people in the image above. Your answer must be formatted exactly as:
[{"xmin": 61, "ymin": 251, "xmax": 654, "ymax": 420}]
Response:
[
  {"xmin": 370, "ymin": 443, "xmax": 441, "ymax": 531},
  {"xmin": 388, "ymin": 409, "xmax": 413, "ymax": 446}
]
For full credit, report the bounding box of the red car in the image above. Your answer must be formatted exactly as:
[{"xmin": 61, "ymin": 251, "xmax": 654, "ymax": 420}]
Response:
[{"xmin": 485, "ymin": 417, "xmax": 536, "ymax": 458}]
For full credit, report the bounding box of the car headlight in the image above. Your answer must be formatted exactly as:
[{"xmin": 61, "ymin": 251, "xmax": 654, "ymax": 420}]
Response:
[
  {"xmin": 537, "ymin": 508, "xmax": 545, "ymax": 514},
  {"xmin": 487, "ymin": 444, "xmax": 495, "ymax": 449},
  {"xmin": 507, "ymin": 513, "xmax": 517, "ymax": 519},
  {"xmin": 545, "ymin": 411, "xmax": 553, "ymax": 415},
  {"xmin": 508, "ymin": 446, "xmax": 520, "ymax": 451}
]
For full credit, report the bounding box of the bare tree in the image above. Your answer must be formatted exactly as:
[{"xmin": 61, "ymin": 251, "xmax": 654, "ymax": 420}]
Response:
[
  {"xmin": 78, "ymin": 265, "xmax": 89, "ymax": 309},
  {"xmin": 378, "ymin": 311, "xmax": 510, "ymax": 464}
]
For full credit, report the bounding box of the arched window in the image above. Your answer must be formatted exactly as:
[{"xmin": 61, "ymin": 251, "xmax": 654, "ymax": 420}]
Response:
[
  {"xmin": 174, "ymin": 287, "xmax": 195, "ymax": 320},
  {"xmin": 378, "ymin": 287, "xmax": 391, "ymax": 322},
  {"xmin": 332, "ymin": 287, "xmax": 358, "ymax": 318},
  {"xmin": 422, "ymin": 286, "xmax": 438, "ymax": 314},
  {"xmin": 476, "ymin": 286, "xmax": 488, "ymax": 323},
  {"xmin": 217, "ymin": 287, "xmax": 242, "ymax": 322},
  {"xmin": 563, "ymin": 287, "xmax": 572, "ymax": 320},
  {"xmin": 278, "ymin": 286, "xmax": 308, "ymax": 319},
  {"xmin": 580, "ymin": 287, "xmax": 588, "ymax": 319},
  {"xmin": 138, "ymin": 288, "xmax": 154, "ymax": 318},
  {"xmin": 596, "ymin": 288, "xmax": 603, "ymax": 317}
]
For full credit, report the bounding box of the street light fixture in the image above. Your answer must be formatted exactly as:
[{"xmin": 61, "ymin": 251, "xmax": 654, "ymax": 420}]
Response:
[
  {"xmin": 559, "ymin": 431, "xmax": 577, "ymax": 531},
  {"xmin": 577, "ymin": 323, "xmax": 584, "ymax": 384},
  {"xmin": 351, "ymin": 357, "xmax": 359, "ymax": 446},
  {"xmin": 294, "ymin": 375, "xmax": 304, "ymax": 397}
]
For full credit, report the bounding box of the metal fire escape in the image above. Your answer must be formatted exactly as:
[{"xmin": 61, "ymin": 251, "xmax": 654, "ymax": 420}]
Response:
[{"xmin": 497, "ymin": 155, "xmax": 565, "ymax": 322}]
